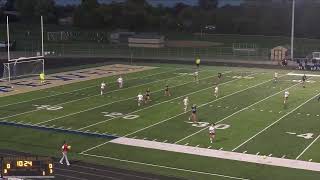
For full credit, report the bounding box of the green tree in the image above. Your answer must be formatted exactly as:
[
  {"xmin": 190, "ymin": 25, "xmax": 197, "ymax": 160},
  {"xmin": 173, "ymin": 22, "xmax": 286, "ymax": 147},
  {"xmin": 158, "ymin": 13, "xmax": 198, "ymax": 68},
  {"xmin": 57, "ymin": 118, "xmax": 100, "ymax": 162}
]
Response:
[
  {"xmin": 122, "ymin": 0, "xmax": 149, "ymax": 30},
  {"xmin": 34, "ymin": 0, "xmax": 57, "ymax": 23},
  {"xmin": 5, "ymin": 0, "xmax": 16, "ymax": 10},
  {"xmin": 15, "ymin": 0, "xmax": 36, "ymax": 20},
  {"xmin": 73, "ymin": 0, "xmax": 103, "ymax": 28},
  {"xmin": 198, "ymin": 0, "xmax": 218, "ymax": 10},
  {"xmin": 15, "ymin": 0, "xmax": 57, "ymax": 23}
]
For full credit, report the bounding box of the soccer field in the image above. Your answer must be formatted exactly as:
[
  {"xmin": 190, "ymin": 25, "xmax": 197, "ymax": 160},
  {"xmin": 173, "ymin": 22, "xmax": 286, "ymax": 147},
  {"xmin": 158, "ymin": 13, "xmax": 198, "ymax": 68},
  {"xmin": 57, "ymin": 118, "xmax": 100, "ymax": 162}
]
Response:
[{"xmin": 1, "ymin": 64, "xmax": 320, "ymax": 179}]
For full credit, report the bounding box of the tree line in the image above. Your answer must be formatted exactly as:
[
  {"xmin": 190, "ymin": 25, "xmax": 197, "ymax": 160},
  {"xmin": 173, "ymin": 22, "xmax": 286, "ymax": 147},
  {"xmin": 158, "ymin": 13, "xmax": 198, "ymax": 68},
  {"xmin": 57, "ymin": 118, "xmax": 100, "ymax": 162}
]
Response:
[{"xmin": 2, "ymin": 0, "xmax": 320, "ymax": 38}]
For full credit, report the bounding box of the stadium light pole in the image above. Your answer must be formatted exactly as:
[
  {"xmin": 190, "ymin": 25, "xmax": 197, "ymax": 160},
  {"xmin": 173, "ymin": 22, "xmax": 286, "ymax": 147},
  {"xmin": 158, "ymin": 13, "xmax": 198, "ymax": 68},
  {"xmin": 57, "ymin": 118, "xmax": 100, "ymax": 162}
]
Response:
[
  {"xmin": 290, "ymin": 0, "xmax": 295, "ymax": 60},
  {"xmin": 6, "ymin": 16, "xmax": 10, "ymax": 61}
]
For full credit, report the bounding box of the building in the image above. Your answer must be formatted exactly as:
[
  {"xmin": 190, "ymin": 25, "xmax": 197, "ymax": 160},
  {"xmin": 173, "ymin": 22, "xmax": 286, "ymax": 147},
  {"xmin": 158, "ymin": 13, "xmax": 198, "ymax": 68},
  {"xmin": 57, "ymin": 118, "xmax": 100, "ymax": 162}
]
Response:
[
  {"xmin": 58, "ymin": 17, "xmax": 73, "ymax": 26},
  {"xmin": 270, "ymin": 45, "xmax": 289, "ymax": 63},
  {"xmin": 128, "ymin": 34, "xmax": 165, "ymax": 48},
  {"xmin": 110, "ymin": 31, "xmax": 136, "ymax": 44}
]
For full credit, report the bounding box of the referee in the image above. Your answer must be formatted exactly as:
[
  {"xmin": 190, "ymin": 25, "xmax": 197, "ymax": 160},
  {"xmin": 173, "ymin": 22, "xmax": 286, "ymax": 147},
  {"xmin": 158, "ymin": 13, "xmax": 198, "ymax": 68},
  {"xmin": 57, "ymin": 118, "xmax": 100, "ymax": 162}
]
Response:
[{"xmin": 59, "ymin": 141, "xmax": 71, "ymax": 166}]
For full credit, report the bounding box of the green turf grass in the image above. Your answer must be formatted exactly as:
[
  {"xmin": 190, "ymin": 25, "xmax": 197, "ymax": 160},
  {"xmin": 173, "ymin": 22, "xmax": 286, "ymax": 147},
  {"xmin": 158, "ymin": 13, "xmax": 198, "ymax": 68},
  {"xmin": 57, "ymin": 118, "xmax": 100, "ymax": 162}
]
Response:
[{"xmin": 1, "ymin": 64, "xmax": 320, "ymax": 179}]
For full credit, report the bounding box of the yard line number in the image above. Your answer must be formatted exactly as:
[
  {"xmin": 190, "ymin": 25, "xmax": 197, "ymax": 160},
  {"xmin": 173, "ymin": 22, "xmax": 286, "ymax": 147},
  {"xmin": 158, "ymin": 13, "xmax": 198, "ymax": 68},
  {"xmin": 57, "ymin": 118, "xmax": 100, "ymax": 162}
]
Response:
[
  {"xmin": 232, "ymin": 76, "xmax": 254, "ymax": 79},
  {"xmin": 34, "ymin": 105, "xmax": 63, "ymax": 111},
  {"xmin": 286, "ymin": 132, "xmax": 314, "ymax": 139},
  {"xmin": 185, "ymin": 121, "xmax": 230, "ymax": 129},
  {"xmin": 102, "ymin": 112, "xmax": 139, "ymax": 120}
]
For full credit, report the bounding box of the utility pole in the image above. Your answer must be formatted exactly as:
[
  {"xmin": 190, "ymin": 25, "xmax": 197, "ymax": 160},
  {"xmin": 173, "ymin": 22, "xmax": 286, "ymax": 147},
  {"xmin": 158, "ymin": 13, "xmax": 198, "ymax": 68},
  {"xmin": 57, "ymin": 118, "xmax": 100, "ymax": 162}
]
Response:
[{"xmin": 290, "ymin": 0, "xmax": 295, "ymax": 60}]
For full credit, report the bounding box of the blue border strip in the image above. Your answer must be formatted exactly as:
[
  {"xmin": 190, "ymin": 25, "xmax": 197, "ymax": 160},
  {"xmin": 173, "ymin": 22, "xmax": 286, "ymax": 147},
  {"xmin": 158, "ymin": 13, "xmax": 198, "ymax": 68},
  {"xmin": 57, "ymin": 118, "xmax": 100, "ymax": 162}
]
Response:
[{"xmin": 0, "ymin": 120, "xmax": 119, "ymax": 139}]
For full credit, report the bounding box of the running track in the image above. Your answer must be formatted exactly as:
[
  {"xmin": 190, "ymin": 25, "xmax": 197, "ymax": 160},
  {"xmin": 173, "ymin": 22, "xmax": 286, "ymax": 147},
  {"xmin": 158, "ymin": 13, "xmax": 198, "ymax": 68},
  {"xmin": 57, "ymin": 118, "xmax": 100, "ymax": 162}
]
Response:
[{"xmin": 0, "ymin": 149, "xmax": 185, "ymax": 180}]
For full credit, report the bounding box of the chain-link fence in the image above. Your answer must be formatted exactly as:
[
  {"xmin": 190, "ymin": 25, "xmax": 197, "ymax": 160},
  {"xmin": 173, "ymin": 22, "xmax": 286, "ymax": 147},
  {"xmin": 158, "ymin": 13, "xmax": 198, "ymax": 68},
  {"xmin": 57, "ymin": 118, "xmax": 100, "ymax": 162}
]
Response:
[
  {"xmin": 26, "ymin": 43, "xmax": 269, "ymax": 60},
  {"xmin": 3, "ymin": 42, "xmax": 320, "ymax": 63}
]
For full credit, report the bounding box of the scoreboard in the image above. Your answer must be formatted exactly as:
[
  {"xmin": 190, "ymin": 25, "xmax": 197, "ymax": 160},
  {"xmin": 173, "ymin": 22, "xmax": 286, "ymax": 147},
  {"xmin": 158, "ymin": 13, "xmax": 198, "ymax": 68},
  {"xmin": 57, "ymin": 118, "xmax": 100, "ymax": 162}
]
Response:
[{"xmin": 0, "ymin": 156, "xmax": 54, "ymax": 179}]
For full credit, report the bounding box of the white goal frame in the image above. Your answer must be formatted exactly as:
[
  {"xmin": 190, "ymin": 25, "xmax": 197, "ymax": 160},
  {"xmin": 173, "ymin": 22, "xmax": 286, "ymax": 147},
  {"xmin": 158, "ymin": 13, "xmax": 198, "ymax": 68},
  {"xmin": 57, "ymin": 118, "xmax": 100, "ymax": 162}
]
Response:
[{"xmin": 3, "ymin": 58, "xmax": 45, "ymax": 81}]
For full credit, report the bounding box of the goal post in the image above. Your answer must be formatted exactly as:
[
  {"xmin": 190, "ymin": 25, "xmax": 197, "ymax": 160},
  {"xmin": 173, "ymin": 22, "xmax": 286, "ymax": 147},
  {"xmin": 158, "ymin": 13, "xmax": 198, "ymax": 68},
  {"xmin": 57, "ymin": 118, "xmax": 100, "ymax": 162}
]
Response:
[
  {"xmin": 1, "ymin": 16, "xmax": 46, "ymax": 82},
  {"xmin": 2, "ymin": 58, "xmax": 44, "ymax": 81}
]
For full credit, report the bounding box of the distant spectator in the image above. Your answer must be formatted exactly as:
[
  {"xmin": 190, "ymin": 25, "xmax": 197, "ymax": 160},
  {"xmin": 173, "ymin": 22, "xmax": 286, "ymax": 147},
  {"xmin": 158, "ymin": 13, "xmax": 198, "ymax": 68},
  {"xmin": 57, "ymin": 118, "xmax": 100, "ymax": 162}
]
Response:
[
  {"xmin": 282, "ymin": 59, "xmax": 287, "ymax": 66},
  {"xmin": 304, "ymin": 59, "xmax": 308, "ymax": 70},
  {"xmin": 298, "ymin": 61, "xmax": 303, "ymax": 70}
]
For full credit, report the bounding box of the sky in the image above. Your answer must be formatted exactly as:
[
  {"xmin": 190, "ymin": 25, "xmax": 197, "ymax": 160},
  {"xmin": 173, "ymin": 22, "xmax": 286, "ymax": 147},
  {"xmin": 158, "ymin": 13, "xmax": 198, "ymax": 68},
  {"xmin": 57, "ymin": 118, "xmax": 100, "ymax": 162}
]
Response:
[{"xmin": 54, "ymin": 0, "xmax": 243, "ymax": 7}]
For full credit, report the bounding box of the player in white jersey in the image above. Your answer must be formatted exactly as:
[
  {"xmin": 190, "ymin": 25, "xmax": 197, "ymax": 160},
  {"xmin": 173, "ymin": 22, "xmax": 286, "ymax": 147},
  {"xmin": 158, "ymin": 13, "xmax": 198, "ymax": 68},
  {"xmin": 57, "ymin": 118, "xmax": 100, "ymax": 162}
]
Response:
[
  {"xmin": 284, "ymin": 91, "xmax": 289, "ymax": 104},
  {"xmin": 274, "ymin": 72, "xmax": 278, "ymax": 83},
  {"xmin": 183, "ymin": 97, "xmax": 189, "ymax": 112},
  {"xmin": 209, "ymin": 124, "xmax": 216, "ymax": 143},
  {"xmin": 137, "ymin": 93, "xmax": 144, "ymax": 106},
  {"xmin": 214, "ymin": 86, "xmax": 219, "ymax": 98},
  {"xmin": 100, "ymin": 82, "xmax": 106, "ymax": 95},
  {"xmin": 117, "ymin": 76, "xmax": 123, "ymax": 88},
  {"xmin": 194, "ymin": 71, "xmax": 199, "ymax": 83}
]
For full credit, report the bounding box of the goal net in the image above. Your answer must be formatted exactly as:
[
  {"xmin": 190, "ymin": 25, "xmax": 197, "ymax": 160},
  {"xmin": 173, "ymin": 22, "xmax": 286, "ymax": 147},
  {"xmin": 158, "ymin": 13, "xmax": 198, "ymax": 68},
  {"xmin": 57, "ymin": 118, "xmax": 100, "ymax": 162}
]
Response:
[{"xmin": 2, "ymin": 58, "xmax": 44, "ymax": 81}]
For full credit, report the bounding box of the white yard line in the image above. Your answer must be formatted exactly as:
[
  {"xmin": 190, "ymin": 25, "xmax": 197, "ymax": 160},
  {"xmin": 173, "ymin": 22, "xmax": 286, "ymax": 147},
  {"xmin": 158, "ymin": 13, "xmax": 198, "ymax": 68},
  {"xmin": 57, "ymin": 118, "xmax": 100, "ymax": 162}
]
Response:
[
  {"xmin": 80, "ymin": 153, "xmax": 250, "ymax": 180},
  {"xmin": 78, "ymin": 72, "xmax": 236, "ymax": 130},
  {"xmin": 109, "ymin": 137, "xmax": 320, "ymax": 173},
  {"xmin": 81, "ymin": 73, "xmax": 272, "ymax": 154},
  {"xmin": 55, "ymin": 174, "xmax": 88, "ymax": 180},
  {"xmin": 0, "ymin": 68, "xmax": 177, "ymax": 108},
  {"xmin": 296, "ymin": 135, "xmax": 320, "ymax": 160},
  {"xmin": 1, "ymin": 71, "xmax": 189, "ymax": 121},
  {"xmin": 68, "ymin": 165, "xmax": 158, "ymax": 180},
  {"xmin": 287, "ymin": 72, "xmax": 320, "ymax": 77},
  {"xmin": 232, "ymin": 92, "xmax": 320, "ymax": 152},
  {"xmin": 55, "ymin": 168, "xmax": 120, "ymax": 180},
  {"xmin": 35, "ymin": 72, "xmax": 223, "ymax": 126},
  {"xmin": 175, "ymin": 80, "xmax": 301, "ymax": 144}
]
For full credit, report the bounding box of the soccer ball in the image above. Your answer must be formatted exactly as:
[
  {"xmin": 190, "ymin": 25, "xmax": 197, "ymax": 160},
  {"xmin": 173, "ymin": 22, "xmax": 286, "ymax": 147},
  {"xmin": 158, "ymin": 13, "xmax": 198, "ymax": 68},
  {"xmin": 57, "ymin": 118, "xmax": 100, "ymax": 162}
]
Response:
[{"xmin": 68, "ymin": 146, "xmax": 71, "ymax": 150}]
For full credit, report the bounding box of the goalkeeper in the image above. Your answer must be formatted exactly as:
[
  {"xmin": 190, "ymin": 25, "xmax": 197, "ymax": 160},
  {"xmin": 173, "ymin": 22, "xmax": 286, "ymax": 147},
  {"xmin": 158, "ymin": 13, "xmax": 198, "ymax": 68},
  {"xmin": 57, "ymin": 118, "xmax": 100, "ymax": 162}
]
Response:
[
  {"xmin": 39, "ymin": 72, "xmax": 45, "ymax": 84},
  {"xmin": 195, "ymin": 57, "xmax": 201, "ymax": 69}
]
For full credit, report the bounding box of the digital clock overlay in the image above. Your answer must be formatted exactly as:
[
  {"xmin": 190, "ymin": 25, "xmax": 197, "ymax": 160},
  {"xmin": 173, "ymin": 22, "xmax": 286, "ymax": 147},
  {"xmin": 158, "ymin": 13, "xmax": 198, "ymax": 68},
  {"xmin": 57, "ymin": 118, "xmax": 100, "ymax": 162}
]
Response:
[{"xmin": 1, "ymin": 156, "xmax": 54, "ymax": 179}]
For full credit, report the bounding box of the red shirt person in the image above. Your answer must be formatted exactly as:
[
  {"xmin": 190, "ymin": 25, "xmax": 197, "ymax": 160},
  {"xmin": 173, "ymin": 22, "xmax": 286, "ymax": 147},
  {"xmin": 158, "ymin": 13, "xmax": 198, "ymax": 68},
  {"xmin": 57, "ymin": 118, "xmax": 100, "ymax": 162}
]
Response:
[{"xmin": 59, "ymin": 141, "xmax": 71, "ymax": 166}]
